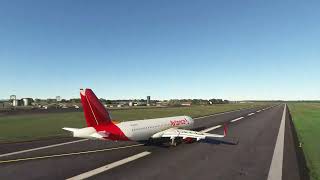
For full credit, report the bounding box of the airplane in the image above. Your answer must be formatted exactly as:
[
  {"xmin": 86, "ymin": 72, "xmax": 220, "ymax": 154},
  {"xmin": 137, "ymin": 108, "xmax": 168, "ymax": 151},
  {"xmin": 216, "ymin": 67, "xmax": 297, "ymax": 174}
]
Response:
[{"xmin": 63, "ymin": 88, "xmax": 228, "ymax": 146}]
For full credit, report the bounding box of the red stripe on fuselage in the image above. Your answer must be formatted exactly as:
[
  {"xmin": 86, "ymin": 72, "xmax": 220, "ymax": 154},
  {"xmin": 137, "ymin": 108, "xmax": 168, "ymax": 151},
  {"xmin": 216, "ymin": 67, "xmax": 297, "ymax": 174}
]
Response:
[{"xmin": 93, "ymin": 123, "xmax": 129, "ymax": 141}]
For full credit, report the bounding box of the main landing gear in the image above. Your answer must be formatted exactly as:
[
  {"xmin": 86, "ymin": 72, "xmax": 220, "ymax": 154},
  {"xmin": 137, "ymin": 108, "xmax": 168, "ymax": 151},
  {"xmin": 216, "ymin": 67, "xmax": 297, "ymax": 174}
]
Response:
[{"xmin": 170, "ymin": 137, "xmax": 177, "ymax": 146}]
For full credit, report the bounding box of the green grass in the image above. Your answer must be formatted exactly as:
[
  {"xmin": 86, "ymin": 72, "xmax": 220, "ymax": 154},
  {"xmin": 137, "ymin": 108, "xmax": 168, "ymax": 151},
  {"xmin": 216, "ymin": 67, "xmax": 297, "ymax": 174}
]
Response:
[
  {"xmin": 288, "ymin": 103, "xmax": 320, "ymax": 180},
  {"xmin": 0, "ymin": 103, "xmax": 266, "ymax": 143}
]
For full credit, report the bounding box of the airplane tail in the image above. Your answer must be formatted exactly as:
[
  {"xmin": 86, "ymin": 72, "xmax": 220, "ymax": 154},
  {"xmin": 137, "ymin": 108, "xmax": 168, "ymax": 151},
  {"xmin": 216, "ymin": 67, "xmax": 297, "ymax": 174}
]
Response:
[{"xmin": 80, "ymin": 88, "xmax": 112, "ymax": 127}]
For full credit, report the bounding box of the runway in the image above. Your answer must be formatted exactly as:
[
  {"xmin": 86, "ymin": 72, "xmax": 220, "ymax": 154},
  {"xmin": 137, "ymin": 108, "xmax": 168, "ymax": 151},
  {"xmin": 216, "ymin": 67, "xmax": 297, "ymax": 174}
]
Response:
[{"xmin": 0, "ymin": 104, "xmax": 305, "ymax": 180}]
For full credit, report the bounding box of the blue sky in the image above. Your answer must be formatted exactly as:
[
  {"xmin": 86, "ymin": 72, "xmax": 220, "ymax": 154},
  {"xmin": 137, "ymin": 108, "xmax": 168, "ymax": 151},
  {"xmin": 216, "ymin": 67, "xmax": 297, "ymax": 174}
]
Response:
[{"xmin": 0, "ymin": 1, "xmax": 319, "ymax": 100}]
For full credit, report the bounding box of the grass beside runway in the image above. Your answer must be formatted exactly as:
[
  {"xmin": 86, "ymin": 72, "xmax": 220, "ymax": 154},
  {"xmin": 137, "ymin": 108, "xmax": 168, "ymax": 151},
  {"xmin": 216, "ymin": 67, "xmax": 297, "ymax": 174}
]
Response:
[
  {"xmin": 288, "ymin": 103, "xmax": 320, "ymax": 180},
  {"xmin": 0, "ymin": 103, "xmax": 266, "ymax": 143}
]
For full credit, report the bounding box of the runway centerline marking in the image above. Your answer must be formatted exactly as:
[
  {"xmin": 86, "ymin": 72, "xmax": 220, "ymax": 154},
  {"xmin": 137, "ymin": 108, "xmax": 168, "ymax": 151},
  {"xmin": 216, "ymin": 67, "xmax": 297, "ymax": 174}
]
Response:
[
  {"xmin": 0, "ymin": 144, "xmax": 144, "ymax": 164},
  {"xmin": 200, "ymin": 125, "xmax": 222, "ymax": 133},
  {"xmin": 230, "ymin": 117, "xmax": 244, "ymax": 122},
  {"xmin": 193, "ymin": 107, "xmax": 253, "ymax": 120},
  {"xmin": 0, "ymin": 139, "xmax": 88, "ymax": 158},
  {"xmin": 66, "ymin": 151, "xmax": 151, "ymax": 180},
  {"xmin": 267, "ymin": 104, "xmax": 286, "ymax": 180},
  {"xmin": 247, "ymin": 113, "xmax": 255, "ymax": 116}
]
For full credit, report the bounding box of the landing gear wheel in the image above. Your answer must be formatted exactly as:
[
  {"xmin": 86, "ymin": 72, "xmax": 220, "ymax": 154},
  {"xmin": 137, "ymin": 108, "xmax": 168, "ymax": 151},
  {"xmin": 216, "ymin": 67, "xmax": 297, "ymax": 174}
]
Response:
[{"xmin": 170, "ymin": 137, "xmax": 177, "ymax": 147}]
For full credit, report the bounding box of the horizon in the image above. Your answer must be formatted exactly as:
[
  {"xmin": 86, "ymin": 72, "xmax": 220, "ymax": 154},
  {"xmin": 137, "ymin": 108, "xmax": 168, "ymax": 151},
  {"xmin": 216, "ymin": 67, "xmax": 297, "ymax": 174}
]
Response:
[
  {"xmin": 1, "ymin": 1, "xmax": 320, "ymax": 101},
  {"xmin": 1, "ymin": 94, "xmax": 319, "ymax": 102}
]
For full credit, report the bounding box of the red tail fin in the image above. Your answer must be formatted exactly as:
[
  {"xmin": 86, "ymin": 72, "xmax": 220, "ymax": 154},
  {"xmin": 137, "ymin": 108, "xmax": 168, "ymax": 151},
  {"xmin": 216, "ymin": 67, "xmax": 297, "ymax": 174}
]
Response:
[{"xmin": 80, "ymin": 88, "xmax": 111, "ymax": 127}]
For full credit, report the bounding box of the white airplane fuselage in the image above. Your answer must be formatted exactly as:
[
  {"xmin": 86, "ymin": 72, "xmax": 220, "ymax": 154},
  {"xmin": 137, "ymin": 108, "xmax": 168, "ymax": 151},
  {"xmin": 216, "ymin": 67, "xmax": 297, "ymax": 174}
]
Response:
[
  {"xmin": 70, "ymin": 116, "xmax": 194, "ymax": 141},
  {"xmin": 117, "ymin": 116, "xmax": 194, "ymax": 141}
]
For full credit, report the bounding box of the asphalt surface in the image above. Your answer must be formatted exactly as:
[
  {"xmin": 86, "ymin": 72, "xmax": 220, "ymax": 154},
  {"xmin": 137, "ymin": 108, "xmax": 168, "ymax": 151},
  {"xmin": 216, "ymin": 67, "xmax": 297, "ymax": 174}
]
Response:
[{"xmin": 0, "ymin": 104, "xmax": 305, "ymax": 180}]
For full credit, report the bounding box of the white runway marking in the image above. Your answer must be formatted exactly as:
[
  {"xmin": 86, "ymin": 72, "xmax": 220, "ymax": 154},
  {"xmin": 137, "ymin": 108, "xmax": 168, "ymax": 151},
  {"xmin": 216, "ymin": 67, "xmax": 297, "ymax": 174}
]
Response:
[
  {"xmin": 0, "ymin": 144, "xmax": 144, "ymax": 164},
  {"xmin": 267, "ymin": 104, "xmax": 286, "ymax": 180},
  {"xmin": 200, "ymin": 125, "xmax": 222, "ymax": 133},
  {"xmin": 0, "ymin": 139, "xmax": 88, "ymax": 158},
  {"xmin": 247, "ymin": 113, "xmax": 255, "ymax": 116},
  {"xmin": 193, "ymin": 107, "xmax": 250, "ymax": 120},
  {"xmin": 67, "ymin": 151, "xmax": 151, "ymax": 180},
  {"xmin": 230, "ymin": 117, "xmax": 244, "ymax": 122}
]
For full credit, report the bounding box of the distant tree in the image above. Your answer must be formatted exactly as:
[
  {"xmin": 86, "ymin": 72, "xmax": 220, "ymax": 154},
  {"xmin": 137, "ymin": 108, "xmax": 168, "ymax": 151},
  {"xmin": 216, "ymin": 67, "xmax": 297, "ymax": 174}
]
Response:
[
  {"xmin": 70, "ymin": 98, "xmax": 81, "ymax": 103},
  {"xmin": 168, "ymin": 99, "xmax": 181, "ymax": 106},
  {"xmin": 100, "ymin": 98, "xmax": 107, "ymax": 103},
  {"xmin": 209, "ymin": 98, "xmax": 226, "ymax": 104},
  {"xmin": 46, "ymin": 99, "xmax": 56, "ymax": 104},
  {"xmin": 191, "ymin": 99, "xmax": 199, "ymax": 104},
  {"xmin": 217, "ymin": 99, "xmax": 223, "ymax": 104},
  {"xmin": 209, "ymin": 99, "xmax": 217, "ymax": 104}
]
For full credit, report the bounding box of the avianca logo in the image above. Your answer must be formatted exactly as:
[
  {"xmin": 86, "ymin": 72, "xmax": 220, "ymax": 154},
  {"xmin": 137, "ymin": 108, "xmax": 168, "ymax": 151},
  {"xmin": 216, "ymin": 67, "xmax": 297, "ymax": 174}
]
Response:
[{"xmin": 170, "ymin": 119, "xmax": 189, "ymax": 126}]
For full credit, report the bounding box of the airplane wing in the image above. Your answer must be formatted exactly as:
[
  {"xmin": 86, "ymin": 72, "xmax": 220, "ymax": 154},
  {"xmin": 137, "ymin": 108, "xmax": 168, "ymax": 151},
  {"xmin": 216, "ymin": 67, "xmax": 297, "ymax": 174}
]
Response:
[{"xmin": 151, "ymin": 126, "xmax": 227, "ymax": 141}]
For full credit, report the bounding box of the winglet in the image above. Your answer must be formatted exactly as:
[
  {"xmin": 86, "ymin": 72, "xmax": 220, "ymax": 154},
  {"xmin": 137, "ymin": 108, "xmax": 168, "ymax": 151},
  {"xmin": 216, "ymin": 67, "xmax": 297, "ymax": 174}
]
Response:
[{"xmin": 223, "ymin": 123, "xmax": 228, "ymax": 137}]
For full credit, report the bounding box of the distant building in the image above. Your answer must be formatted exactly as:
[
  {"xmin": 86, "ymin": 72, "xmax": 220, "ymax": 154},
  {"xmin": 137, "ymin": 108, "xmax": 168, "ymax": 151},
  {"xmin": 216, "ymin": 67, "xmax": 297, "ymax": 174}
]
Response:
[
  {"xmin": 0, "ymin": 101, "xmax": 11, "ymax": 108},
  {"xmin": 56, "ymin": 96, "xmax": 61, "ymax": 102},
  {"xmin": 10, "ymin": 95, "xmax": 17, "ymax": 106},
  {"xmin": 181, "ymin": 102, "xmax": 192, "ymax": 106},
  {"xmin": 156, "ymin": 101, "xmax": 168, "ymax": 106},
  {"xmin": 12, "ymin": 99, "xmax": 19, "ymax": 106},
  {"xmin": 22, "ymin": 98, "xmax": 33, "ymax": 106}
]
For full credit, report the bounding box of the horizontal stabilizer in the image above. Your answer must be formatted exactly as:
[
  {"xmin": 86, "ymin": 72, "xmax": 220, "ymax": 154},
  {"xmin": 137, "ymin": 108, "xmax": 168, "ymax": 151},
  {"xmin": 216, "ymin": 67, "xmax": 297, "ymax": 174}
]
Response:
[{"xmin": 62, "ymin": 127, "xmax": 79, "ymax": 132}]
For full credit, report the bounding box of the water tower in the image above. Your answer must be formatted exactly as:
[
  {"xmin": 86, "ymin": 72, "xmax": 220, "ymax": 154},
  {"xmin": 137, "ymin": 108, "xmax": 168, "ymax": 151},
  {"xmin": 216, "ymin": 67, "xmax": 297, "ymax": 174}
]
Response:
[
  {"xmin": 10, "ymin": 95, "xmax": 18, "ymax": 107},
  {"xmin": 147, "ymin": 96, "xmax": 151, "ymax": 105}
]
